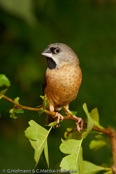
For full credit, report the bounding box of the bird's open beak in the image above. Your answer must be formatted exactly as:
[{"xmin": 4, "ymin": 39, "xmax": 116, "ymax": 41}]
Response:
[{"xmin": 41, "ymin": 48, "xmax": 52, "ymax": 58}]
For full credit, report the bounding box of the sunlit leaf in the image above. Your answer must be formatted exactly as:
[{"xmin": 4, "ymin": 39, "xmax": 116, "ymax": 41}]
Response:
[
  {"xmin": 83, "ymin": 161, "xmax": 110, "ymax": 174},
  {"xmin": 60, "ymin": 139, "xmax": 82, "ymax": 154},
  {"xmin": 82, "ymin": 103, "xmax": 94, "ymax": 139},
  {"xmin": 9, "ymin": 109, "xmax": 18, "ymax": 119},
  {"xmin": 14, "ymin": 97, "xmax": 20, "ymax": 104},
  {"xmin": 9, "ymin": 97, "xmax": 24, "ymax": 118},
  {"xmin": 0, "ymin": 89, "xmax": 8, "ymax": 99},
  {"xmin": 71, "ymin": 111, "xmax": 77, "ymax": 116},
  {"xmin": 0, "ymin": 74, "xmax": 10, "ymax": 87},
  {"xmin": 60, "ymin": 139, "xmax": 83, "ymax": 173},
  {"xmin": 104, "ymin": 170, "xmax": 113, "ymax": 174},
  {"xmin": 90, "ymin": 140, "xmax": 108, "ymax": 151},
  {"xmin": 89, "ymin": 135, "xmax": 108, "ymax": 151},
  {"xmin": 47, "ymin": 121, "xmax": 57, "ymax": 127},
  {"xmin": 25, "ymin": 120, "xmax": 52, "ymax": 167},
  {"xmin": 90, "ymin": 108, "xmax": 104, "ymax": 129}
]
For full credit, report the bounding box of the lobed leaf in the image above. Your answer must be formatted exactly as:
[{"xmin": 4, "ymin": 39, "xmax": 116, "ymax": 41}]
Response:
[
  {"xmin": 9, "ymin": 109, "xmax": 18, "ymax": 119},
  {"xmin": 47, "ymin": 121, "xmax": 57, "ymax": 127},
  {"xmin": 0, "ymin": 89, "xmax": 8, "ymax": 99},
  {"xmin": 89, "ymin": 140, "xmax": 108, "ymax": 151},
  {"xmin": 25, "ymin": 120, "xmax": 52, "ymax": 167},
  {"xmin": 39, "ymin": 95, "xmax": 49, "ymax": 116},
  {"xmin": 14, "ymin": 97, "xmax": 20, "ymax": 104},
  {"xmin": 0, "ymin": 74, "xmax": 10, "ymax": 87},
  {"xmin": 90, "ymin": 108, "xmax": 104, "ymax": 129},
  {"xmin": 83, "ymin": 161, "xmax": 110, "ymax": 174},
  {"xmin": 71, "ymin": 111, "xmax": 77, "ymax": 116},
  {"xmin": 60, "ymin": 139, "xmax": 83, "ymax": 174},
  {"xmin": 82, "ymin": 103, "xmax": 94, "ymax": 139},
  {"xmin": 38, "ymin": 108, "xmax": 44, "ymax": 116},
  {"xmin": 89, "ymin": 135, "xmax": 108, "ymax": 151},
  {"xmin": 9, "ymin": 97, "xmax": 24, "ymax": 118},
  {"xmin": 104, "ymin": 170, "xmax": 113, "ymax": 174}
]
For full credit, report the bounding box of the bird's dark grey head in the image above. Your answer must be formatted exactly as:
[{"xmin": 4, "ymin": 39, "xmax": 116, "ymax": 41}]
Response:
[{"xmin": 41, "ymin": 43, "xmax": 79, "ymax": 69}]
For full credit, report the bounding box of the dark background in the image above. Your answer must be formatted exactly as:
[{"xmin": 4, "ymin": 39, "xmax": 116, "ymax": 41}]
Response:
[{"xmin": 0, "ymin": 0, "xmax": 116, "ymax": 172}]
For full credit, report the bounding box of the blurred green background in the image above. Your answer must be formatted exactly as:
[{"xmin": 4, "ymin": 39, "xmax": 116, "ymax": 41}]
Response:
[{"xmin": 0, "ymin": 0, "xmax": 116, "ymax": 172}]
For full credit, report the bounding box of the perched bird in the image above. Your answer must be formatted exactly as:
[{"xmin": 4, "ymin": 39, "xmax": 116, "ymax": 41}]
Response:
[{"xmin": 41, "ymin": 43, "xmax": 83, "ymax": 131}]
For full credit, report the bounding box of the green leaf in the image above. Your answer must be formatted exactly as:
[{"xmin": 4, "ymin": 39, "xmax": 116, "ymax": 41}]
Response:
[
  {"xmin": 0, "ymin": 74, "xmax": 10, "ymax": 87},
  {"xmin": 38, "ymin": 108, "xmax": 44, "ymax": 116},
  {"xmin": 9, "ymin": 108, "xmax": 24, "ymax": 118},
  {"xmin": 89, "ymin": 135, "xmax": 108, "ymax": 151},
  {"xmin": 90, "ymin": 108, "xmax": 99, "ymax": 123},
  {"xmin": 60, "ymin": 139, "xmax": 83, "ymax": 173},
  {"xmin": 0, "ymin": 0, "xmax": 38, "ymax": 26},
  {"xmin": 38, "ymin": 95, "xmax": 49, "ymax": 116},
  {"xmin": 104, "ymin": 170, "xmax": 113, "ymax": 174},
  {"xmin": 71, "ymin": 111, "xmax": 77, "ymax": 116},
  {"xmin": 60, "ymin": 139, "xmax": 82, "ymax": 154},
  {"xmin": 82, "ymin": 103, "xmax": 94, "ymax": 139},
  {"xmin": 47, "ymin": 121, "xmax": 57, "ymax": 127},
  {"xmin": 14, "ymin": 97, "xmax": 20, "ymax": 104},
  {"xmin": 14, "ymin": 109, "xmax": 24, "ymax": 114},
  {"xmin": 9, "ymin": 97, "xmax": 24, "ymax": 118},
  {"xmin": 25, "ymin": 120, "xmax": 52, "ymax": 167},
  {"xmin": 9, "ymin": 109, "xmax": 18, "ymax": 119},
  {"xmin": 90, "ymin": 140, "xmax": 108, "ymax": 151},
  {"xmin": 90, "ymin": 108, "xmax": 104, "ymax": 129},
  {"xmin": 83, "ymin": 161, "xmax": 110, "ymax": 174},
  {"xmin": 43, "ymin": 95, "xmax": 49, "ymax": 109},
  {"xmin": 0, "ymin": 89, "xmax": 8, "ymax": 99}
]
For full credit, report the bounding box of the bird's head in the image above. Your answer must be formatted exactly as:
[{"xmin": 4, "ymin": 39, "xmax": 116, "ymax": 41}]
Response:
[{"xmin": 41, "ymin": 43, "xmax": 79, "ymax": 69}]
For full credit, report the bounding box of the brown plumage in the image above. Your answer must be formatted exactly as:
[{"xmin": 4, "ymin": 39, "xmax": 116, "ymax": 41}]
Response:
[{"xmin": 41, "ymin": 43, "xmax": 82, "ymax": 130}]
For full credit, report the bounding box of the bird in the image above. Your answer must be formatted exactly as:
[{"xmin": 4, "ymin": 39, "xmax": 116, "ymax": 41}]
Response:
[{"xmin": 41, "ymin": 43, "xmax": 83, "ymax": 132}]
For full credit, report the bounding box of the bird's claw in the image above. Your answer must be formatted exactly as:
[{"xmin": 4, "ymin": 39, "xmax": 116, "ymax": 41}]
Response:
[
  {"xmin": 55, "ymin": 112, "xmax": 64, "ymax": 128},
  {"xmin": 75, "ymin": 117, "xmax": 83, "ymax": 133}
]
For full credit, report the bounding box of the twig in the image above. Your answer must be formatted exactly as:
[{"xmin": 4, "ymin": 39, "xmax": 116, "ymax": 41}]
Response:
[
  {"xmin": 2, "ymin": 95, "xmax": 55, "ymax": 116},
  {"xmin": 2, "ymin": 95, "xmax": 82, "ymax": 123},
  {"xmin": 2, "ymin": 94, "xmax": 116, "ymax": 173}
]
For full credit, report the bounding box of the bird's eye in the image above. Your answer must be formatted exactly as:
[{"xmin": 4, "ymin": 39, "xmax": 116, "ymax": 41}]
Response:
[
  {"xmin": 50, "ymin": 47, "xmax": 60, "ymax": 54},
  {"xmin": 55, "ymin": 48, "xmax": 60, "ymax": 54}
]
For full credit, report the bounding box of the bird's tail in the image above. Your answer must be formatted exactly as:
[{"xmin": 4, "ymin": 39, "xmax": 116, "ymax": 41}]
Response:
[{"xmin": 46, "ymin": 114, "xmax": 55, "ymax": 125}]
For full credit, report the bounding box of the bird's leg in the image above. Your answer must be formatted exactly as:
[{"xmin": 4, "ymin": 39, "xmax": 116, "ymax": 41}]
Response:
[
  {"xmin": 49, "ymin": 106, "xmax": 64, "ymax": 127},
  {"xmin": 55, "ymin": 112, "xmax": 64, "ymax": 127},
  {"xmin": 63, "ymin": 106, "xmax": 83, "ymax": 132},
  {"xmin": 74, "ymin": 116, "xmax": 83, "ymax": 133}
]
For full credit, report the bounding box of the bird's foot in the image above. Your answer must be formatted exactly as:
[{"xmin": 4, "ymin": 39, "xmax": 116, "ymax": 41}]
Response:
[
  {"xmin": 75, "ymin": 117, "xmax": 84, "ymax": 133},
  {"xmin": 55, "ymin": 112, "xmax": 64, "ymax": 128}
]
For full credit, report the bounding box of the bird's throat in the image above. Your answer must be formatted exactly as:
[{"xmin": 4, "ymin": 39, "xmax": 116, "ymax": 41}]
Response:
[{"xmin": 46, "ymin": 57, "xmax": 56, "ymax": 69}]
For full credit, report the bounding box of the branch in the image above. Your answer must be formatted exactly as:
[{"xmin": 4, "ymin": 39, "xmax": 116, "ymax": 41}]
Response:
[
  {"xmin": 2, "ymin": 94, "xmax": 116, "ymax": 173},
  {"xmin": 2, "ymin": 95, "xmax": 83, "ymax": 122},
  {"xmin": 2, "ymin": 95, "xmax": 55, "ymax": 116}
]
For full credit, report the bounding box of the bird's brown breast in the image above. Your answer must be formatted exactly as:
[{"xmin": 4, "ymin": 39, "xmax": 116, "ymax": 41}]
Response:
[{"xmin": 44, "ymin": 64, "xmax": 82, "ymax": 110}]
